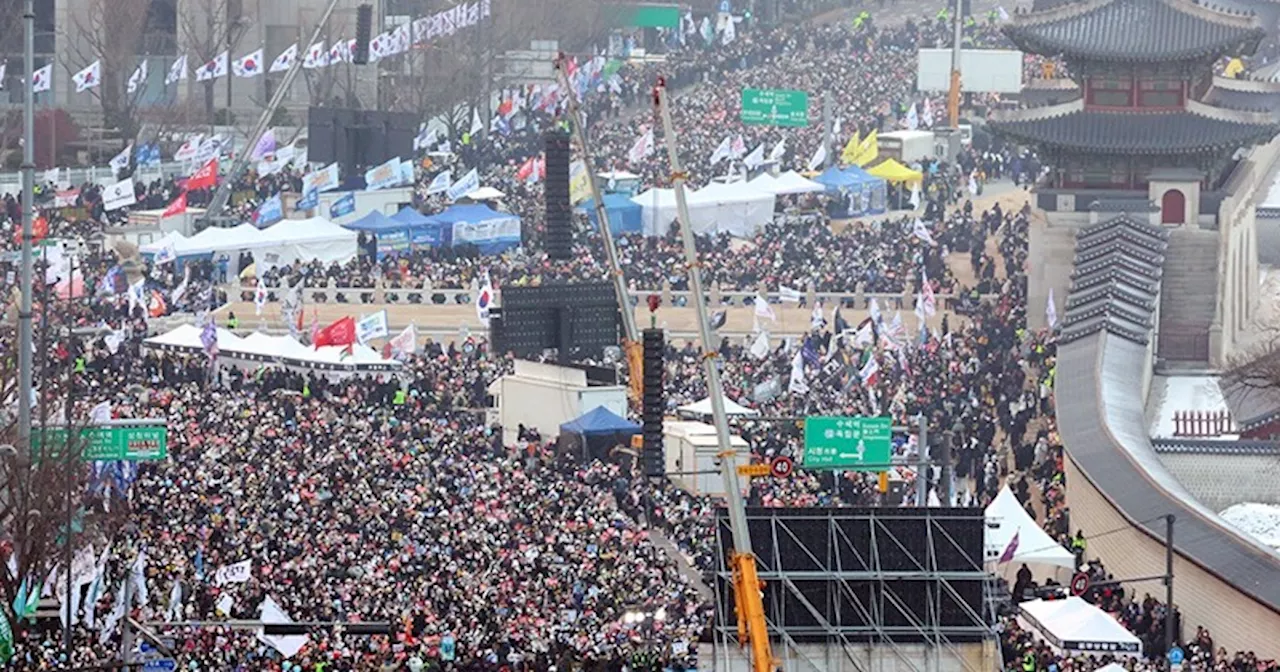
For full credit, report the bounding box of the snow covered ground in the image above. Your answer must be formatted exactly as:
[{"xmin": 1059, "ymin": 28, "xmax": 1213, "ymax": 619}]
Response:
[
  {"xmin": 1219, "ymin": 503, "xmax": 1280, "ymax": 551},
  {"xmin": 1147, "ymin": 375, "xmax": 1238, "ymax": 439}
]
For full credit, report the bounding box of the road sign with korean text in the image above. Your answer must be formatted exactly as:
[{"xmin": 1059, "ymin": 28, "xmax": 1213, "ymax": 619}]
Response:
[{"xmin": 802, "ymin": 416, "xmax": 892, "ymax": 470}]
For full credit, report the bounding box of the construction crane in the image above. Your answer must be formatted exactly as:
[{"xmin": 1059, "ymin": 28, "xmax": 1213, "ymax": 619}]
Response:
[
  {"xmin": 652, "ymin": 78, "xmax": 777, "ymax": 672},
  {"xmin": 552, "ymin": 53, "xmax": 644, "ymax": 401}
]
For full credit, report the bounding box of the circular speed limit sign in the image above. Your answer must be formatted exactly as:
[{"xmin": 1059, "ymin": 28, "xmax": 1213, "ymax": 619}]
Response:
[
  {"xmin": 1070, "ymin": 572, "xmax": 1090, "ymax": 597},
  {"xmin": 770, "ymin": 456, "xmax": 795, "ymax": 478}
]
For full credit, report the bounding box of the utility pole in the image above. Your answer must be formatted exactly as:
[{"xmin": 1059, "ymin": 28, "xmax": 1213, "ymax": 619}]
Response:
[
  {"xmin": 1165, "ymin": 514, "xmax": 1176, "ymax": 664},
  {"xmin": 18, "ymin": 0, "xmax": 35, "ymax": 462},
  {"xmin": 226, "ymin": 0, "xmax": 234, "ymax": 115},
  {"xmin": 822, "ymin": 90, "xmax": 833, "ymax": 169}
]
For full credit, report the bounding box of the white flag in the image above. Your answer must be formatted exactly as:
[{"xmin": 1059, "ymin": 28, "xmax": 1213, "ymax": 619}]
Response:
[
  {"xmin": 906, "ymin": 103, "xmax": 919, "ymax": 131},
  {"xmin": 470, "ymin": 108, "xmax": 484, "ymax": 135},
  {"xmin": 806, "ymin": 143, "xmax": 827, "ymax": 171},
  {"xmin": 73, "ymin": 60, "xmax": 101, "ymax": 92},
  {"xmin": 911, "ymin": 218, "xmax": 934, "ymax": 246},
  {"xmin": 129, "ymin": 551, "xmax": 149, "ymax": 607},
  {"xmin": 729, "ymin": 134, "xmax": 747, "ymax": 159},
  {"xmin": 30, "ymin": 63, "xmax": 52, "ymax": 93},
  {"xmin": 196, "ymin": 51, "xmax": 228, "ymax": 82},
  {"xmin": 743, "ymin": 143, "xmax": 765, "ymax": 169},
  {"xmin": 709, "ymin": 136, "xmax": 732, "ymax": 164},
  {"xmin": 388, "ymin": 324, "xmax": 418, "ymax": 357},
  {"xmin": 303, "ymin": 41, "xmax": 329, "ymax": 69},
  {"xmin": 426, "ymin": 170, "xmax": 452, "ymax": 195},
  {"xmin": 270, "ymin": 44, "xmax": 298, "ymax": 73},
  {"xmin": 232, "ymin": 48, "xmax": 265, "ymax": 78},
  {"xmin": 165, "ymin": 55, "xmax": 187, "ymax": 85},
  {"xmin": 1046, "ymin": 288, "xmax": 1058, "ymax": 328},
  {"xmin": 922, "ymin": 98, "xmax": 934, "ymax": 128},
  {"xmin": 257, "ymin": 597, "xmax": 309, "ymax": 658},
  {"xmin": 109, "ymin": 144, "xmax": 133, "ymax": 173},
  {"xmin": 214, "ymin": 559, "xmax": 252, "ymax": 585},
  {"xmin": 102, "ymin": 178, "xmax": 137, "ymax": 211},
  {"xmin": 446, "ymin": 168, "xmax": 479, "ymax": 201},
  {"xmin": 356, "ymin": 310, "xmax": 390, "ymax": 344},
  {"xmin": 769, "ymin": 138, "xmax": 787, "ymax": 163},
  {"xmin": 173, "ymin": 133, "xmax": 203, "ymax": 162},
  {"xmin": 788, "ymin": 350, "xmax": 809, "ymax": 394},
  {"xmin": 167, "ymin": 578, "xmax": 183, "ymax": 622},
  {"xmin": 127, "ymin": 60, "xmax": 148, "ymax": 94},
  {"xmin": 749, "ymin": 331, "xmax": 770, "ymax": 360},
  {"xmin": 753, "ymin": 293, "xmax": 776, "ymax": 321},
  {"xmin": 628, "ymin": 129, "xmax": 654, "ymax": 164},
  {"xmin": 779, "ymin": 285, "xmax": 802, "ymax": 303}
]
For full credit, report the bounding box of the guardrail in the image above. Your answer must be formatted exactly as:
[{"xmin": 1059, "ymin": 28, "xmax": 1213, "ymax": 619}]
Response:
[{"xmin": 230, "ymin": 282, "xmax": 994, "ymax": 312}]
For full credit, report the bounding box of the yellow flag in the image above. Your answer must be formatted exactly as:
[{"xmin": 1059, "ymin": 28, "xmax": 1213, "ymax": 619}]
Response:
[
  {"xmin": 853, "ymin": 129, "xmax": 879, "ymax": 167},
  {"xmin": 1224, "ymin": 58, "xmax": 1245, "ymax": 78},
  {"xmin": 840, "ymin": 132, "xmax": 862, "ymax": 164},
  {"xmin": 569, "ymin": 160, "xmax": 591, "ymax": 204}
]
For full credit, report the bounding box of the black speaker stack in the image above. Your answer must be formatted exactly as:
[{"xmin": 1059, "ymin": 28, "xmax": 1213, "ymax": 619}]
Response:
[
  {"xmin": 353, "ymin": 4, "xmax": 373, "ymax": 65},
  {"xmin": 641, "ymin": 328, "xmax": 665, "ymax": 478},
  {"xmin": 544, "ymin": 130, "xmax": 572, "ymax": 261}
]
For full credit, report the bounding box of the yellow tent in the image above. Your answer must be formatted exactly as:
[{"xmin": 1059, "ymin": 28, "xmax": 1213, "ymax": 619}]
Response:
[
  {"xmin": 852, "ymin": 129, "xmax": 878, "ymax": 167},
  {"xmin": 867, "ymin": 158, "xmax": 923, "ymax": 185},
  {"xmin": 840, "ymin": 132, "xmax": 862, "ymax": 164}
]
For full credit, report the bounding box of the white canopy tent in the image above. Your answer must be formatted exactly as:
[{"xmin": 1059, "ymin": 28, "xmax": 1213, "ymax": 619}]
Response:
[
  {"xmin": 138, "ymin": 230, "xmax": 189, "ymax": 255},
  {"xmin": 769, "ymin": 170, "xmax": 826, "ymax": 195},
  {"xmin": 144, "ymin": 325, "xmax": 401, "ymax": 373},
  {"xmin": 677, "ymin": 396, "xmax": 760, "ymax": 418},
  {"xmin": 985, "ymin": 484, "xmax": 1078, "ymax": 569},
  {"xmin": 632, "ymin": 184, "xmax": 776, "ymax": 238},
  {"xmin": 165, "ymin": 218, "xmax": 358, "ymax": 270},
  {"xmin": 1017, "ymin": 597, "xmax": 1143, "ymax": 658}
]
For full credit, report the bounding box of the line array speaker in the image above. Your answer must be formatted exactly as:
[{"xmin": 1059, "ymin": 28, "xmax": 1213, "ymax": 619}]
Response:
[{"xmin": 544, "ymin": 130, "xmax": 572, "ymax": 261}]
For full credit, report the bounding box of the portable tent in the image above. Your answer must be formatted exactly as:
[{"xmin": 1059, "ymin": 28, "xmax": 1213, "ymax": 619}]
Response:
[
  {"xmin": 422, "ymin": 204, "xmax": 521, "ymax": 254},
  {"xmin": 391, "ymin": 206, "xmax": 448, "ymax": 248},
  {"xmin": 1017, "ymin": 597, "xmax": 1143, "ymax": 658},
  {"xmin": 678, "ymin": 396, "xmax": 759, "ymax": 417},
  {"xmin": 768, "ymin": 171, "xmax": 826, "ymax": 195},
  {"xmin": 813, "ymin": 166, "xmax": 887, "ymax": 217},
  {"xmin": 343, "ymin": 210, "xmax": 403, "ymax": 233},
  {"xmin": 143, "ymin": 324, "xmax": 401, "ymax": 373},
  {"xmin": 139, "ymin": 230, "xmax": 189, "ymax": 256},
  {"xmin": 253, "ymin": 217, "xmax": 358, "ymax": 269},
  {"xmin": 984, "ymin": 484, "xmax": 1077, "ymax": 569},
  {"xmin": 686, "ymin": 182, "xmax": 776, "ymax": 237},
  {"xmin": 560, "ymin": 405, "xmax": 641, "ymax": 436},
  {"xmin": 173, "ymin": 223, "xmax": 262, "ymax": 257},
  {"xmin": 867, "ymin": 158, "xmax": 924, "ymax": 184},
  {"xmin": 461, "ymin": 187, "xmax": 506, "ymax": 201},
  {"xmin": 577, "ymin": 193, "xmax": 644, "ymax": 236}
]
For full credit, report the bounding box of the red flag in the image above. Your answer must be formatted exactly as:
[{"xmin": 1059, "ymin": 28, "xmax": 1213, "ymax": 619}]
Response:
[
  {"xmin": 515, "ymin": 156, "xmax": 538, "ymax": 181},
  {"xmin": 162, "ymin": 192, "xmax": 188, "ymax": 217},
  {"xmin": 187, "ymin": 158, "xmax": 219, "ymax": 191},
  {"xmin": 313, "ymin": 316, "xmax": 356, "ymax": 348}
]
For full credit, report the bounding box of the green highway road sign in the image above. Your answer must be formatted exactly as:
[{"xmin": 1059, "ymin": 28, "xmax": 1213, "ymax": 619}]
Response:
[
  {"xmin": 740, "ymin": 88, "xmax": 810, "ymax": 127},
  {"xmin": 802, "ymin": 416, "xmax": 892, "ymax": 470},
  {"xmin": 33, "ymin": 425, "xmax": 168, "ymax": 461}
]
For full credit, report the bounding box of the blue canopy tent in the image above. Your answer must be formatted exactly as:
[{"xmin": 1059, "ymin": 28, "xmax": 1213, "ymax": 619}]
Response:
[
  {"xmin": 343, "ymin": 211, "xmax": 411, "ymax": 258},
  {"xmin": 558, "ymin": 405, "xmax": 641, "ymax": 461},
  {"xmin": 813, "ymin": 166, "xmax": 886, "ymax": 217},
  {"xmin": 392, "ymin": 206, "xmax": 447, "ymax": 247},
  {"xmin": 577, "ymin": 193, "xmax": 643, "ymax": 236},
  {"xmin": 422, "ymin": 204, "xmax": 522, "ymax": 254}
]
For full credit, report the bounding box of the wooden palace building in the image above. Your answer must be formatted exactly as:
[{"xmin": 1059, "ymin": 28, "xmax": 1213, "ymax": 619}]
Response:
[{"xmin": 991, "ymin": 0, "xmax": 1280, "ymax": 224}]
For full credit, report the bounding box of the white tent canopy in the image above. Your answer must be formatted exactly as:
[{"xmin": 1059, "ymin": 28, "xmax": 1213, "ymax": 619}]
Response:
[
  {"xmin": 144, "ymin": 325, "xmax": 401, "ymax": 373},
  {"xmin": 769, "ymin": 170, "xmax": 826, "ymax": 195},
  {"xmin": 167, "ymin": 218, "xmax": 358, "ymax": 269},
  {"xmin": 1017, "ymin": 597, "xmax": 1143, "ymax": 658},
  {"xmin": 139, "ymin": 230, "xmax": 189, "ymax": 255},
  {"xmin": 985, "ymin": 484, "xmax": 1078, "ymax": 569},
  {"xmin": 632, "ymin": 185, "xmax": 776, "ymax": 238},
  {"xmin": 677, "ymin": 396, "xmax": 759, "ymax": 417}
]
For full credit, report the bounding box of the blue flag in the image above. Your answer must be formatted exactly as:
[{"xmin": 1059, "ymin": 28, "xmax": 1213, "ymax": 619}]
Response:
[
  {"xmin": 295, "ymin": 187, "xmax": 319, "ymax": 211},
  {"xmin": 254, "ymin": 193, "xmax": 283, "ymax": 227},
  {"xmin": 329, "ymin": 192, "xmax": 355, "ymax": 219}
]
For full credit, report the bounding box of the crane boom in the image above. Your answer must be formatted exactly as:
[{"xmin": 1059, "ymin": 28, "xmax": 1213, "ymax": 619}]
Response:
[
  {"xmin": 652, "ymin": 80, "xmax": 775, "ymax": 672},
  {"xmin": 553, "ymin": 54, "xmax": 643, "ymax": 401}
]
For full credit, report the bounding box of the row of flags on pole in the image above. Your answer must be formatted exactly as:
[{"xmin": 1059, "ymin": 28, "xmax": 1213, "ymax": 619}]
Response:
[{"xmin": 23, "ymin": 0, "xmax": 493, "ymax": 94}]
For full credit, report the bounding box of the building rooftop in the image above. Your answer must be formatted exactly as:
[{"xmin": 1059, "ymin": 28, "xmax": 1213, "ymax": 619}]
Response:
[
  {"xmin": 989, "ymin": 100, "xmax": 1279, "ymax": 155},
  {"xmin": 1005, "ymin": 0, "xmax": 1263, "ymax": 63}
]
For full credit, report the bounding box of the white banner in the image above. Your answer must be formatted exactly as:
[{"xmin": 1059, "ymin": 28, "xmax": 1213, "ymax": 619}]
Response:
[
  {"xmin": 446, "ymin": 168, "xmax": 479, "ymax": 201},
  {"xmin": 214, "ymin": 559, "xmax": 252, "ymax": 586},
  {"xmin": 452, "ymin": 217, "xmax": 519, "ymax": 246},
  {"xmin": 364, "ymin": 157, "xmax": 402, "ymax": 191},
  {"xmin": 305, "ymin": 162, "xmax": 341, "ymax": 193},
  {"xmin": 103, "ymin": 178, "xmax": 136, "ymax": 211}
]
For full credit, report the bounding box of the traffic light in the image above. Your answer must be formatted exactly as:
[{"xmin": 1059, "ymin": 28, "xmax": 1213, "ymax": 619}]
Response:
[{"xmin": 641, "ymin": 328, "xmax": 665, "ymax": 477}]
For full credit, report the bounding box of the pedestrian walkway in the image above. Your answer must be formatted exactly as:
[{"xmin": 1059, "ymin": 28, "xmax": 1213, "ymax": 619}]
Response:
[{"xmin": 647, "ymin": 528, "xmax": 715, "ymax": 603}]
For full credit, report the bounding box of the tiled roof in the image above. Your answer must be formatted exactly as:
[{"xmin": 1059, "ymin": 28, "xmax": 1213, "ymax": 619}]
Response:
[
  {"xmin": 989, "ymin": 108, "xmax": 1278, "ymax": 154},
  {"xmin": 1059, "ymin": 214, "xmax": 1169, "ymax": 346},
  {"xmin": 1004, "ymin": 0, "xmax": 1263, "ymax": 62},
  {"xmin": 1151, "ymin": 438, "xmax": 1280, "ymax": 454},
  {"xmin": 1204, "ymin": 87, "xmax": 1280, "ymax": 113}
]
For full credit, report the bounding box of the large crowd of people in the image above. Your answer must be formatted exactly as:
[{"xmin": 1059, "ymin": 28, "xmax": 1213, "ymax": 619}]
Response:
[{"xmin": 0, "ymin": 3, "xmax": 1276, "ymax": 672}]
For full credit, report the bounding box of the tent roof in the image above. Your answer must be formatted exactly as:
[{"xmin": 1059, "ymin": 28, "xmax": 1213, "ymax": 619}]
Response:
[
  {"xmin": 1018, "ymin": 597, "xmax": 1143, "ymax": 655},
  {"xmin": 260, "ymin": 217, "xmax": 356, "ymax": 246},
  {"xmin": 463, "ymin": 186, "xmax": 506, "ymax": 201},
  {"xmin": 814, "ymin": 166, "xmax": 859, "ymax": 187},
  {"xmin": 678, "ymin": 396, "xmax": 759, "ymax": 416},
  {"xmin": 867, "ymin": 158, "xmax": 924, "ymax": 184},
  {"xmin": 984, "ymin": 484, "xmax": 1077, "ymax": 569},
  {"xmin": 391, "ymin": 206, "xmax": 432, "ymax": 225},
  {"xmin": 599, "ymin": 169, "xmax": 640, "ymax": 180},
  {"xmin": 560, "ymin": 405, "xmax": 641, "ymax": 435},
  {"xmin": 576, "ymin": 192, "xmax": 643, "ymax": 212},
  {"xmin": 174, "ymin": 223, "xmax": 262, "ymax": 256},
  {"xmin": 424, "ymin": 203, "xmax": 519, "ymax": 225},
  {"xmin": 770, "ymin": 170, "xmax": 827, "ymax": 194},
  {"xmin": 693, "ymin": 181, "xmax": 775, "ymax": 203},
  {"xmin": 139, "ymin": 230, "xmax": 189, "ymax": 255},
  {"xmin": 143, "ymin": 325, "xmax": 400, "ymax": 371},
  {"xmin": 343, "ymin": 210, "xmax": 404, "ymax": 233}
]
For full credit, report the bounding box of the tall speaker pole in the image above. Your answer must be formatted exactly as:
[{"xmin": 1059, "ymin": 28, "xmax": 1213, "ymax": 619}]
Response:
[
  {"xmin": 18, "ymin": 0, "xmax": 35, "ymax": 458},
  {"xmin": 200, "ymin": 0, "xmax": 345, "ymax": 225}
]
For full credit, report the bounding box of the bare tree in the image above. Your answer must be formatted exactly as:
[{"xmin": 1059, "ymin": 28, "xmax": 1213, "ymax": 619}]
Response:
[
  {"xmin": 64, "ymin": 0, "xmax": 154, "ymax": 150},
  {"xmin": 178, "ymin": 0, "xmax": 251, "ymax": 124}
]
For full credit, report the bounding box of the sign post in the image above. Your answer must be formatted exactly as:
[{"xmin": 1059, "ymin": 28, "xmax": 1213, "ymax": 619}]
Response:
[
  {"xmin": 740, "ymin": 88, "xmax": 810, "ymax": 127},
  {"xmin": 802, "ymin": 416, "xmax": 892, "ymax": 470}
]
